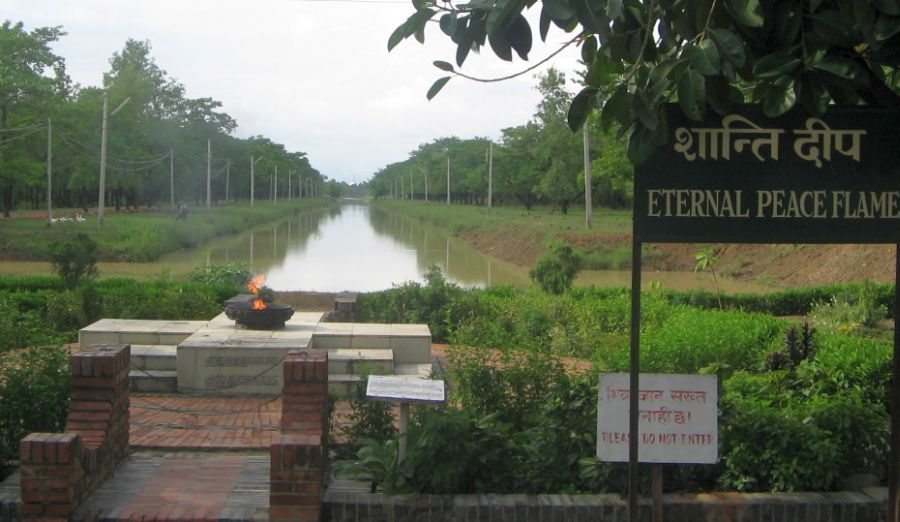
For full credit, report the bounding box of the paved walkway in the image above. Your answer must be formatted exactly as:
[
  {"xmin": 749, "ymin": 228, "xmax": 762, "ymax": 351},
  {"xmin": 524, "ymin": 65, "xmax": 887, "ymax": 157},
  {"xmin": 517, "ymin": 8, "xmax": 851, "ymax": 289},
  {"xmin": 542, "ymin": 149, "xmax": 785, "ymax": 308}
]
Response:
[
  {"xmin": 73, "ymin": 451, "xmax": 269, "ymax": 521},
  {"xmin": 130, "ymin": 395, "xmax": 282, "ymax": 450}
]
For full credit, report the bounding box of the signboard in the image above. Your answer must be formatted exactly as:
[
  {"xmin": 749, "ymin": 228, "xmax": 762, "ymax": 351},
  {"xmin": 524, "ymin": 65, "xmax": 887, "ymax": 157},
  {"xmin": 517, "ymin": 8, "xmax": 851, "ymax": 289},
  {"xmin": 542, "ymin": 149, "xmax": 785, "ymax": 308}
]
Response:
[
  {"xmin": 366, "ymin": 375, "xmax": 445, "ymax": 403},
  {"xmin": 634, "ymin": 105, "xmax": 900, "ymax": 244},
  {"xmin": 597, "ymin": 373, "xmax": 717, "ymax": 464}
]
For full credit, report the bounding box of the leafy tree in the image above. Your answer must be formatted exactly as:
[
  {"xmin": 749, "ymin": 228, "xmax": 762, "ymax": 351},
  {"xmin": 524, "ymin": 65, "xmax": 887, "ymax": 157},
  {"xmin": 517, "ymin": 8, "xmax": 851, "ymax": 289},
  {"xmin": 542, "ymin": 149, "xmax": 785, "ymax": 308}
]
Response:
[
  {"xmin": 390, "ymin": 0, "xmax": 900, "ymax": 163},
  {"xmin": 530, "ymin": 69, "xmax": 584, "ymax": 214},
  {"xmin": 583, "ymin": 131, "xmax": 633, "ymax": 208},
  {"xmin": 0, "ymin": 21, "xmax": 68, "ymax": 217}
]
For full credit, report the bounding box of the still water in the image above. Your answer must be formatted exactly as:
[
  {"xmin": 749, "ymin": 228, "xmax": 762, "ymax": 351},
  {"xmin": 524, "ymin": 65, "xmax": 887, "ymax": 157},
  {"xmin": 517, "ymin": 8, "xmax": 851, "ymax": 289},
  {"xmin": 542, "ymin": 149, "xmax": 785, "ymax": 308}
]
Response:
[{"xmin": 0, "ymin": 202, "xmax": 772, "ymax": 293}]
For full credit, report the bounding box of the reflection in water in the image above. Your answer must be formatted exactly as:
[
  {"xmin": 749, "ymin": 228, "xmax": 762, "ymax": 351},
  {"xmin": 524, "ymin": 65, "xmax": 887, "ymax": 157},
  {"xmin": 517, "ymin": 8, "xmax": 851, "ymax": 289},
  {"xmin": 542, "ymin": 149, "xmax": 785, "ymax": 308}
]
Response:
[{"xmin": 0, "ymin": 202, "xmax": 774, "ymax": 294}]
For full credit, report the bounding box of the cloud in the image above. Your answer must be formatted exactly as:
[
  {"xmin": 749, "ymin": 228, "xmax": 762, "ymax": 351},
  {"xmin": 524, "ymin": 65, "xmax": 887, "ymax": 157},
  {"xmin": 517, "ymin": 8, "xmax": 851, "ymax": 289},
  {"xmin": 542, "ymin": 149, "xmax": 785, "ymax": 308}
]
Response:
[{"xmin": 3, "ymin": 0, "xmax": 583, "ymax": 183}]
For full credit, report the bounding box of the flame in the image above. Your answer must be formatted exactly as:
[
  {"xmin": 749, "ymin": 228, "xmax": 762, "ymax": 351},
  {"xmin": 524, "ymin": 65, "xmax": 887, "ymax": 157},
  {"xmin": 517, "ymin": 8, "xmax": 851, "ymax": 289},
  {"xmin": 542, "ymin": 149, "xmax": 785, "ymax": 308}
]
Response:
[
  {"xmin": 252, "ymin": 299, "xmax": 267, "ymax": 310},
  {"xmin": 247, "ymin": 275, "xmax": 266, "ymax": 295}
]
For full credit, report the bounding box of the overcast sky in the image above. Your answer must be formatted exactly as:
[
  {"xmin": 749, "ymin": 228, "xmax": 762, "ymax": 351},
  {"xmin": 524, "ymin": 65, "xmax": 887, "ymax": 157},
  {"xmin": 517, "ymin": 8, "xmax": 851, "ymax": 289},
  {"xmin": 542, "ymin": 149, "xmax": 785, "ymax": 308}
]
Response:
[{"xmin": 3, "ymin": 0, "xmax": 583, "ymax": 184}]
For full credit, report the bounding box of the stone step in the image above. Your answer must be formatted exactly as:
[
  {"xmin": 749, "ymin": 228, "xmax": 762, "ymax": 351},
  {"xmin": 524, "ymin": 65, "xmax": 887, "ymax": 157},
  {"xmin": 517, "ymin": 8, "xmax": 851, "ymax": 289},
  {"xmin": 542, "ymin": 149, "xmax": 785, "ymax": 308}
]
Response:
[
  {"xmin": 79, "ymin": 319, "xmax": 206, "ymax": 349},
  {"xmin": 312, "ymin": 323, "xmax": 432, "ymax": 364},
  {"xmin": 131, "ymin": 345, "xmax": 177, "ymax": 371},
  {"xmin": 328, "ymin": 349, "xmax": 393, "ymax": 375},
  {"xmin": 130, "ymin": 370, "xmax": 178, "ymax": 393},
  {"xmin": 328, "ymin": 374, "xmax": 362, "ymax": 397},
  {"xmin": 394, "ymin": 363, "xmax": 434, "ymax": 379}
]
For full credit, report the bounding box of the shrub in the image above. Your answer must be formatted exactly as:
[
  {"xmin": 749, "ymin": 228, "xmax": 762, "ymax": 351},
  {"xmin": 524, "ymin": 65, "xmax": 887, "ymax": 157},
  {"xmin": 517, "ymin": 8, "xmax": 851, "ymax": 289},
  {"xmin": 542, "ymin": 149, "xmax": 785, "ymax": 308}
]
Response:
[
  {"xmin": 357, "ymin": 266, "xmax": 465, "ymax": 342},
  {"xmin": 528, "ymin": 242, "xmax": 582, "ymax": 295},
  {"xmin": 49, "ymin": 233, "xmax": 98, "ymax": 290},
  {"xmin": 337, "ymin": 372, "xmax": 397, "ymax": 457},
  {"xmin": 0, "ymin": 346, "xmax": 71, "ymax": 461},
  {"xmin": 188, "ymin": 262, "xmax": 252, "ymax": 287},
  {"xmin": 720, "ymin": 370, "xmax": 890, "ymax": 492},
  {"xmin": 600, "ymin": 307, "xmax": 783, "ymax": 374}
]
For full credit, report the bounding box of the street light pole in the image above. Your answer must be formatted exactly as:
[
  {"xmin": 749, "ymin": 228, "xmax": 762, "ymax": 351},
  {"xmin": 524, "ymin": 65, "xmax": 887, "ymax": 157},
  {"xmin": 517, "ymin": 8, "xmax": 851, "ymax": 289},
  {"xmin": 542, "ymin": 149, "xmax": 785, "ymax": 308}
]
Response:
[
  {"xmin": 250, "ymin": 155, "xmax": 263, "ymax": 206},
  {"xmin": 98, "ymin": 94, "xmax": 130, "ymax": 226},
  {"xmin": 46, "ymin": 118, "xmax": 52, "ymax": 226},
  {"xmin": 446, "ymin": 155, "xmax": 450, "ymax": 207},
  {"xmin": 206, "ymin": 139, "xmax": 211, "ymax": 209},
  {"xmin": 488, "ymin": 141, "xmax": 493, "ymax": 212},
  {"xmin": 170, "ymin": 148, "xmax": 175, "ymax": 211}
]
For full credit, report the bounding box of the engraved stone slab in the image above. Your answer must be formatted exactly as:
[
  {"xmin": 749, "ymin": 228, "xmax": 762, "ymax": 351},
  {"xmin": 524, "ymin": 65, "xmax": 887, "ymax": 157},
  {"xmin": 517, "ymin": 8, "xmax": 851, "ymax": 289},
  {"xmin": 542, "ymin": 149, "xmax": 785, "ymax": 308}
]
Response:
[
  {"xmin": 177, "ymin": 324, "xmax": 313, "ymax": 395},
  {"xmin": 366, "ymin": 375, "xmax": 445, "ymax": 404}
]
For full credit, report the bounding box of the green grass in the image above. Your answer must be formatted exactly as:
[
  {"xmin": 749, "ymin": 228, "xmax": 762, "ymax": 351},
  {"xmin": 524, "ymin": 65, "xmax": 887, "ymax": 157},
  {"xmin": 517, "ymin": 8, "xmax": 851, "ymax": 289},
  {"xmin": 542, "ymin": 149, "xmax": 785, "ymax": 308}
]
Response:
[
  {"xmin": 0, "ymin": 199, "xmax": 334, "ymax": 262},
  {"xmin": 373, "ymin": 199, "xmax": 632, "ymax": 236}
]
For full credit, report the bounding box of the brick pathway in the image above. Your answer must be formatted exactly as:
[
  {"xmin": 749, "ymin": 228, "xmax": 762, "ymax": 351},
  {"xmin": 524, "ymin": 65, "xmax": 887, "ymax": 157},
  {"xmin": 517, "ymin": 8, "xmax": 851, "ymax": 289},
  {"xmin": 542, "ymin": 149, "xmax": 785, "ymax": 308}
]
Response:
[
  {"xmin": 128, "ymin": 395, "xmax": 399, "ymax": 449},
  {"xmin": 73, "ymin": 451, "xmax": 269, "ymax": 521},
  {"xmin": 130, "ymin": 395, "xmax": 282, "ymax": 450}
]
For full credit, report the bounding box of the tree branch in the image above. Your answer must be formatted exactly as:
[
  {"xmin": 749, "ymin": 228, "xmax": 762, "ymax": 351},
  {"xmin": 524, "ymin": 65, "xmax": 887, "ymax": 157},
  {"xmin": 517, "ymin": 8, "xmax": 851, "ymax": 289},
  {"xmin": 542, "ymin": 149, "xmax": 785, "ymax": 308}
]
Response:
[{"xmin": 448, "ymin": 35, "xmax": 581, "ymax": 83}]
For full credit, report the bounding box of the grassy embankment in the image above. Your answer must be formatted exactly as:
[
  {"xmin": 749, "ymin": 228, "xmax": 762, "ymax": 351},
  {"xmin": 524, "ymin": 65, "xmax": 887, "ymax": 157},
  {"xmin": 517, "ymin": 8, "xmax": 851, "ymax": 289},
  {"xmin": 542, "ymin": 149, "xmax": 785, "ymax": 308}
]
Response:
[
  {"xmin": 0, "ymin": 198, "xmax": 334, "ymax": 262},
  {"xmin": 371, "ymin": 199, "xmax": 645, "ymax": 270}
]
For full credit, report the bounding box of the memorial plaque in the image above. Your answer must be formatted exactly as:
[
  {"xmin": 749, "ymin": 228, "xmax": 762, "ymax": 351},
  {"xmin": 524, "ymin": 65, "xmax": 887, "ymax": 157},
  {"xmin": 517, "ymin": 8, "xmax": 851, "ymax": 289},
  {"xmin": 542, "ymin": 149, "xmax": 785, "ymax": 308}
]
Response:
[
  {"xmin": 597, "ymin": 373, "xmax": 717, "ymax": 464},
  {"xmin": 366, "ymin": 375, "xmax": 445, "ymax": 403}
]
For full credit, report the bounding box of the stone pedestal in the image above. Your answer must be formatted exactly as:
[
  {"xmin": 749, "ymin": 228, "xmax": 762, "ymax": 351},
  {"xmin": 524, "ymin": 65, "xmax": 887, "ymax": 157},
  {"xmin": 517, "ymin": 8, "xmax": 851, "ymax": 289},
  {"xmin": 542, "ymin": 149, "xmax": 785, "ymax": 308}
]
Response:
[{"xmin": 176, "ymin": 315, "xmax": 316, "ymax": 395}]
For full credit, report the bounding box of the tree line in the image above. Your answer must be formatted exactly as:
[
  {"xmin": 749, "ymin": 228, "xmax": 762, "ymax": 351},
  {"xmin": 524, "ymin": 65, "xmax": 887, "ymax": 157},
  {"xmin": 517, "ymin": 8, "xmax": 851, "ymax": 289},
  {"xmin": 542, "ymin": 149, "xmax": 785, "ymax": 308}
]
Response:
[
  {"xmin": 0, "ymin": 21, "xmax": 329, "ymax": 219},
  {"xmin": 366, "ymin": 68, "xmax": 634, "ymax": 213}
]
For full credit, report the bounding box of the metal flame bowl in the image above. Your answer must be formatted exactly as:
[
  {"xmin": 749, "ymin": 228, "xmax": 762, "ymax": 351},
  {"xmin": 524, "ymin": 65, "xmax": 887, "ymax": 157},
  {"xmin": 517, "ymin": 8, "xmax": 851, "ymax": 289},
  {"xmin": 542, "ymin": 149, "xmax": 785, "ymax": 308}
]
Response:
[{"xmin": 223, "ymin": 294, "xmax": 295, "ymax": 330}]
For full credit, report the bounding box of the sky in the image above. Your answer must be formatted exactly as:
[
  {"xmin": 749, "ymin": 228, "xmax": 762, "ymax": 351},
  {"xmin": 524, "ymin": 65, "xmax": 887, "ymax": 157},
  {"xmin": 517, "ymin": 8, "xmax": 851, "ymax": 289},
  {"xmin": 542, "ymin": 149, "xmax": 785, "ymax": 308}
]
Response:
[{"xmin": 3, "ymin": 0, "xmax": 583, "ymax": 184}]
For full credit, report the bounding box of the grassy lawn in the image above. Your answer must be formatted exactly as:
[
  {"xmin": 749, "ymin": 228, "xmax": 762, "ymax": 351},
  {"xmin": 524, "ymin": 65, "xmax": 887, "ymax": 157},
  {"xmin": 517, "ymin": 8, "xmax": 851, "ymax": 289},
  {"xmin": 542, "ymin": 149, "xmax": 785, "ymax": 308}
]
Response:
[
  {"xmin": 373, "ymin": 199, "xmax": 631, "ymax": 235},
  {"xmin": 0, "ymin": 199, "xmax": 334, "ymax": 262}
]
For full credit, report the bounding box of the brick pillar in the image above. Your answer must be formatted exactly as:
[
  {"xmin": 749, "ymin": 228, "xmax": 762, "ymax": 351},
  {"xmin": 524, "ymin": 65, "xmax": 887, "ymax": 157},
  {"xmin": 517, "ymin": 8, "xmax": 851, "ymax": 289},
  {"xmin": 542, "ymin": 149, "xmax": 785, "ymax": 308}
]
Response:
[
  {"xmin": 270, "ymin": 433, "xmax": 325, "ymax": 522},
  {"xmin": 271, "ymin": 350, "xmax": 329, "ymax": 522},
  {"xmin": 280, "ymin": 350, "xmax": 328, "ymax": 436},
  {"xmin": 19, "ymin": 433, "xmax": 85, "ymax": 521},
  {"xmin": 65, "ymin": 344, "xmax": 130, "ymax": 485}
]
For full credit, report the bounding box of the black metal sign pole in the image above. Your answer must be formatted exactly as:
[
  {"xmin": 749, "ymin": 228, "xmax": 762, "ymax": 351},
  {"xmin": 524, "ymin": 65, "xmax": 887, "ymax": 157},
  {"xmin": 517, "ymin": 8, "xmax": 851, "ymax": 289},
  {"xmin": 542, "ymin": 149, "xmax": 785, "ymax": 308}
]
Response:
[
  {"xmin": 892, "ymin": 244, "xmax": 899, "ymax": 522},
  {"xmin": 628, "ymin": 238, "xmax": 642, "ymax": 522}
]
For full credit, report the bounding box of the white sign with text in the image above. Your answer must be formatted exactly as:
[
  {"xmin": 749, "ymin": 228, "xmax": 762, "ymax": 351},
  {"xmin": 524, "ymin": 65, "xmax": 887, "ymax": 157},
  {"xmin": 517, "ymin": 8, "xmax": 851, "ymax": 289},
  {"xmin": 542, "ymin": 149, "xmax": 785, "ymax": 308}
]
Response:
[
  {"xmin": 596, "ymin": 373, "xmax": 718, "ymax": 464},
  {"xmin": 366, "ymin": 375, "xmax": 445, "ymax": 404}
]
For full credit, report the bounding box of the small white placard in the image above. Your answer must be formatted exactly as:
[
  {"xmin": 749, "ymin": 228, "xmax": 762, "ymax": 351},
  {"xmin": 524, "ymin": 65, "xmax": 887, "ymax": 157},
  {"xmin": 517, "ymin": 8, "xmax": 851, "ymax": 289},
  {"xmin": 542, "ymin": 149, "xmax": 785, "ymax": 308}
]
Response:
[
  {"xmin": 597, "ymin": 373, "xmax": 718, "ymax": 464},
  {"xmin": 366, "ymin": 376, "xmax": 445, "ymax": 403}
]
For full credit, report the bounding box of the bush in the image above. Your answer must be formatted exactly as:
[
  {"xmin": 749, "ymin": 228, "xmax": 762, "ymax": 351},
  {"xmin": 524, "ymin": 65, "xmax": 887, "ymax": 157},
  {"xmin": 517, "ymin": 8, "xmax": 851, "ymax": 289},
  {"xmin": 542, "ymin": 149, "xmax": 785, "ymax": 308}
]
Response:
[
  {"xmin": 720, "ymin": 368, "xmax": 890, "ymax": 492},
  {"xmin": 188, "ymin": 262, "xmax": 253, "ymax": 287},
  {"xmin": 357, "ymin": 266, "xmax": 465, "ymax": 342},
  {"xmin": 528, "ymin": 242, "xmax": 582, "ymax": 295},
  {"xmin": 337, "ymin": 372, "xmax": 397, "ymax": 457},
  {"xmin": 599, "ymin": 307, "xmax": 783, "ymax": 374},
  {"xmin": 49, "ymin": 233, "xmax": 98, "ymax": 290},
  {"xmin": 0, "ymin": 346, "xmax": 71, "ymax": 461}
]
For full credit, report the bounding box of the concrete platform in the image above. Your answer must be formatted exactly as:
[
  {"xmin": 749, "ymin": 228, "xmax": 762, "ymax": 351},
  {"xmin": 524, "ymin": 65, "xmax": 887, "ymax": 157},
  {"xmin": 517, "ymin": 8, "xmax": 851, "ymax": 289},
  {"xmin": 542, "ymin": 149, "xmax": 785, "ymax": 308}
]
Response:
[
  {"xmin": 79, "ymin": 319, "xmax": 209, "ymax": 348},
  {"xmin": 79, "ymin": 312, "xmax": 433, "ymax": 397}
]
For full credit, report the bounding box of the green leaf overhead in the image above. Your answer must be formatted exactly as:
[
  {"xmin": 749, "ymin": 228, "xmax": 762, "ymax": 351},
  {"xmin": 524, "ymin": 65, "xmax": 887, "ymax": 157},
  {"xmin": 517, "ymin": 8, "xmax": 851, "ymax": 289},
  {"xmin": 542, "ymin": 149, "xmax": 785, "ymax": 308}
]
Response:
[
  {"xmin": 427, "ymin": 76, "xmax": 452, "ymax": 100},
  {"xmin": 389, "ymin": 0, "xmax": 900, "ymax": 164},
  {"xmin": 677, "ymin": 68, "xmax": 706, "ymax": 121},
  {"xmin": 687, "ymin": 39, "xmax": 721, "ymax": 76},
  {"xmin": 433, "ymin": 60, "xmax": 455, "ymax": 72}
]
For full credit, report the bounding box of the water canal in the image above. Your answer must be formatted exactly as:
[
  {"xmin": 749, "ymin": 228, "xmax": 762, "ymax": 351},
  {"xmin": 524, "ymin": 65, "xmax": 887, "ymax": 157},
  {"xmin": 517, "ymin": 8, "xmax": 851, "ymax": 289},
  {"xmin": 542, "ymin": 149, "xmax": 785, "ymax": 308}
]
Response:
[{"xmin": 0, "ymin": 202, "xmax": 772, "ymax": 293}]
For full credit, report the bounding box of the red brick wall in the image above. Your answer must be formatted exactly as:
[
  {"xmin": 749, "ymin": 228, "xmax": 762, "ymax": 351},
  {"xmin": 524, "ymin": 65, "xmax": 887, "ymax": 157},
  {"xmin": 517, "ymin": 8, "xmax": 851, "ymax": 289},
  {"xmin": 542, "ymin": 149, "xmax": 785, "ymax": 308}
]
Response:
[
  {"xmin": 19, "ymin": 433, "xmax": 85, "ymax": 521},
  {"xmin": 271, "ymin": 350, "xmax": 329, "ymax": 522},
  {"xmin": 19, "ymin": 344, "xmax": 131, "ymax": 521}
]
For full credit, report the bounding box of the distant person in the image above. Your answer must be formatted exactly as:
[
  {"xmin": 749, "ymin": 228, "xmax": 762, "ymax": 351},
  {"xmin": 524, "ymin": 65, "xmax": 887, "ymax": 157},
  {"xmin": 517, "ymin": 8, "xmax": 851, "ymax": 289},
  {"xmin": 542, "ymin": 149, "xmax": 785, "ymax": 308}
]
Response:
[{"xmin": 176, "ymin": 204, "xmax": 189, "ymax": 221}]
